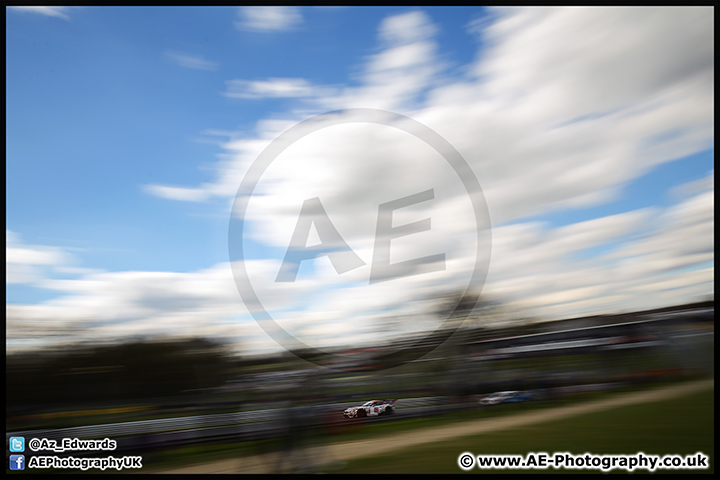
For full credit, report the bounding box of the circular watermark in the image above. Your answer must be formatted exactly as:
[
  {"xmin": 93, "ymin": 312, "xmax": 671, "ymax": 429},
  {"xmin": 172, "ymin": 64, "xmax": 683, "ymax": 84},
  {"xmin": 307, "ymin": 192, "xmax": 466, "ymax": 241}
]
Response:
[{"xmin": 229, "ymin": 108, "xmax": 491, "ymax": 371}]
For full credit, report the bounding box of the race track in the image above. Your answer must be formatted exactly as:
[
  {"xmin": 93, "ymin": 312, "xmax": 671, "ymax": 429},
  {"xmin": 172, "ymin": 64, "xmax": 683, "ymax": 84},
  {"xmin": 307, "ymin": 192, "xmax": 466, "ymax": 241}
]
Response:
[{"xmin": 150, "ymin": 377, "xmax": 713, "ymax": 474}]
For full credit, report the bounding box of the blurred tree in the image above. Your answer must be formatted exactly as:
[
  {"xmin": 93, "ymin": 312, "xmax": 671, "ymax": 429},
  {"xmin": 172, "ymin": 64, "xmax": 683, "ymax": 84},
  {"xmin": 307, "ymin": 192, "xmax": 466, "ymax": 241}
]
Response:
[{"xmin": 6, "ymin": 337, "xmax": 235, "ymax": 409}]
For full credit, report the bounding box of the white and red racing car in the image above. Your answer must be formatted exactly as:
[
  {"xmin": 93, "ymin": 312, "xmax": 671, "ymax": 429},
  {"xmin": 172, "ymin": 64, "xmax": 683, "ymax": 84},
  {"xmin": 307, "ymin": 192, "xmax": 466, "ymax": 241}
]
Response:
[{"xmin": 343, "ymin": 399, "xmax": 397, "ymax": 418}]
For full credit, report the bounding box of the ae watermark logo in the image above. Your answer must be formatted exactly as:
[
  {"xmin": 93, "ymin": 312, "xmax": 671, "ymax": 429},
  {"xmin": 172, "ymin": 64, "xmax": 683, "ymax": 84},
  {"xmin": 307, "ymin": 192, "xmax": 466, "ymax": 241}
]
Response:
[{"xmin": 229, "ymin": 109, "xmax": 490, "ymax": 369}]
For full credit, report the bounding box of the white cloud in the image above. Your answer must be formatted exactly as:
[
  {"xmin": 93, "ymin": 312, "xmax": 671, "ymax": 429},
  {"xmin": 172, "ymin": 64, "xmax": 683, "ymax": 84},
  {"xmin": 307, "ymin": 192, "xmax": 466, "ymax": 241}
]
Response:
[
  {"xmin": 6, "ymin": 262, "xmax": 256, "ymax": 350},
  {"xmin": 165, "ymin": 51, "xmax": 218, "ymax": 71},
  {"xmin": 235, "ymin": 6, "xmax": 302, "ymax": 32},
  {"xmin": 378, "ymin": 9, "xmax": 437, "ymax": 46},
  {"xmin": 474, "ymin": 7, "xmax": 713, "ymax": 124},
  {"xmin": 143, "ymin": 184, "xmax": 209, "ymax": 202},
  {"xmin": 146, "ymin": 9, "xmax": 712, "ymax": 332},
  {"xmin": 6, "ymin": 170, "xmax": 713, "ymax": 353},
  {"xmin": 547, "ymin": 209, "xmax": 655, "ymax": 254},
  {"xmin": 151, "ymin": 8, "xmax": 714, "ymax": 226},
  {"xmin": 322, "ymin": 10, "xmax": 443, "ymax": 111},
  {"xmin": 671, "ymin": 169, "xmax": 714, "ymax": 200},
  {"xmin": 9, "ymin": 6, "xmax": 70, "ymax": 20},
  {"xmin": 486, "ymin": 171, "xmax": 714, "ymax": 319},
  {"xmin": 223, "ymin": 78, "xmax": 320, "ymax": 99},
  {"xmin": 10, "ymin": 8, "xmax": 713, "ymax": 354},
  {"xmin": 6, "ymin": 230, "xmax": 70, "ymax": 284}
]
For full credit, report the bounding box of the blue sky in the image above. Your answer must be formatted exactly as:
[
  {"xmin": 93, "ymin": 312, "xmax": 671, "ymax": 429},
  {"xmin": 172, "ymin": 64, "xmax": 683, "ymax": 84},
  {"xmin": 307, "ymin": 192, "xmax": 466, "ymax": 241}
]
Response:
[
  {"xmin": 6, "ymin": 7, "xmax": 714, "ymax": 354},
  {"xmin": 7, "ymin": 7, "xmax": 484, "ymax": 274}
]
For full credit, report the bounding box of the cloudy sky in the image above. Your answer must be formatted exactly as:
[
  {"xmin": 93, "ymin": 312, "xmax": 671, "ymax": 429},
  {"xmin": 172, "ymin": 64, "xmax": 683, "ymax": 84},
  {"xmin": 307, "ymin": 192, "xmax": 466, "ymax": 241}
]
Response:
[{"xmin": 6, "ymin": 7, "xmax": 714, "ymax": 355}]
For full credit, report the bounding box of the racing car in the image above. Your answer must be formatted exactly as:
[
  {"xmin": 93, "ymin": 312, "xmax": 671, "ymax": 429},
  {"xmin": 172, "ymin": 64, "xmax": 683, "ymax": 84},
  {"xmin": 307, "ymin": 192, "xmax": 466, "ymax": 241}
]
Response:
[
  {"xmin": 479, "ymin": 390, "xmax": 533, "ymax": 406},
  {"xmin": 343, "ymin": 399, "xmax": 397, "ymax": 418}
]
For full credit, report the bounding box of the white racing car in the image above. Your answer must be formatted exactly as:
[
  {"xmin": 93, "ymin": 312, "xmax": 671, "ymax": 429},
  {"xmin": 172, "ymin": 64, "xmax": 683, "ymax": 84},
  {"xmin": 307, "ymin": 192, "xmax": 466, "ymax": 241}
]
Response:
[{"xmin": 343, "ymin": 399, "xmax": 397, "ymax": 418}]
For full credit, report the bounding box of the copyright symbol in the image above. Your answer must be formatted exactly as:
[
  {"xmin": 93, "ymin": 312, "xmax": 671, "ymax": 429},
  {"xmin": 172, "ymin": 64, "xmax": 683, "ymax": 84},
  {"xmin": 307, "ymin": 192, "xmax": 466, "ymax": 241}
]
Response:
[
  {"xmin": 29, "ymin": 438, "xmax": 41, "ymax": 451},
  {"xmin": 458, "ymin": 452, "xmax": 475, "ymax": 470}
]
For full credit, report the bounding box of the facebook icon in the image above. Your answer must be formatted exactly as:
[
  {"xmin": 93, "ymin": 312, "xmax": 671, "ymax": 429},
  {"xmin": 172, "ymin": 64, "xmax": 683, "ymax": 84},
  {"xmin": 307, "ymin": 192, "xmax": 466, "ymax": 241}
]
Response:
[{"xmin": 9, "ymin": 455, "xmax": 25, "ymax": 470}]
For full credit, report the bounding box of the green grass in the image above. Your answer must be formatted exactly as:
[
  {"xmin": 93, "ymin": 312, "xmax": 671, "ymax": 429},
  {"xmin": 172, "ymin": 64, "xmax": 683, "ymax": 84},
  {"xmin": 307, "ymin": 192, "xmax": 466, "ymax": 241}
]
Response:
[{"xmin": 338, "ymin": 388, "xmax": 714, "ymax": 474}]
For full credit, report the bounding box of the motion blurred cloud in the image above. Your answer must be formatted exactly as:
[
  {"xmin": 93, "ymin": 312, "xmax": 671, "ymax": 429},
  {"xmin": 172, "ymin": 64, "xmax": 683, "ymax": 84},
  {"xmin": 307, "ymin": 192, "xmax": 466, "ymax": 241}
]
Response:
[
  {"xmin": 151, "ymin": 8, "xmax": 713, "ymax": 227},
  {"xmin": 235, "ymin": 6, "xmax": 303, "ymax": 32},
  {"xmin": 6, "ymin": 231, "xmax": 70, "ymax": 284},
  {"xmin": 165, "ymin": 51, "xmax": 218, "ymax": 71},
  {"xmin": 6, "ymin": 7, "xmax": 714, "ymax": 354},
  {"xmin": 224, "ymin": 78, "xmax": 320, "ymax": 99},
  {"xmin": 8, "ymin": 6, "xmax": 70, "ymax": 20}
]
